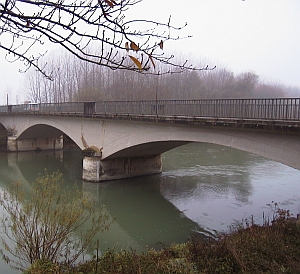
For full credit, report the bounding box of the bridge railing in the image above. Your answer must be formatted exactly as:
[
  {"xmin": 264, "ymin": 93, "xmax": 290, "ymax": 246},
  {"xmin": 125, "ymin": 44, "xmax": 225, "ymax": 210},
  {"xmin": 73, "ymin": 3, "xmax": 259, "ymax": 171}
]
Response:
[
  {"xmin": 1, "ymin": 98, "xmax": 300, "ymax": 120},
  {"xmin": 95, "ymin": 98, "xmax": 300, "ymax": 120}
]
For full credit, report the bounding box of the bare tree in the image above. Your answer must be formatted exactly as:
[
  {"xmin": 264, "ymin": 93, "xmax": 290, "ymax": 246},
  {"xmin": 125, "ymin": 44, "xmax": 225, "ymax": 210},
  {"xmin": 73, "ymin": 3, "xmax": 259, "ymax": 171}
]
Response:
[
  {"xmin": 25, "ymin": 49, "xmax": 290, "ymax": 103},
  {"xmin": 235, "ymin": 72, "xmax": 259, "ymax": 97},
  {"xmin": 0, "ymin": 0, "xmax": 211, "ymax": 79}
]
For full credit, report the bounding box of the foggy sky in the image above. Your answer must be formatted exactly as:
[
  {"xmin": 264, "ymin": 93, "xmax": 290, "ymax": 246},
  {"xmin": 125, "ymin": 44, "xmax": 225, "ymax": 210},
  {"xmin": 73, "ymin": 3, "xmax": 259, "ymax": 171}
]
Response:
[{"xmin": 0, "ymin": 0, "xmax": 299, "ymax": 104}]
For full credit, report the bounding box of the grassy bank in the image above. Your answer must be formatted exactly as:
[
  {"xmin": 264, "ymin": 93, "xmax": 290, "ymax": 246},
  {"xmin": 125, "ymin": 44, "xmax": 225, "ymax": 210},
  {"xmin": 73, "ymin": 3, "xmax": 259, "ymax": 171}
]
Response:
[{"xmin": 26, "ymin": 212, "xmax": 300, "ymax": 274}]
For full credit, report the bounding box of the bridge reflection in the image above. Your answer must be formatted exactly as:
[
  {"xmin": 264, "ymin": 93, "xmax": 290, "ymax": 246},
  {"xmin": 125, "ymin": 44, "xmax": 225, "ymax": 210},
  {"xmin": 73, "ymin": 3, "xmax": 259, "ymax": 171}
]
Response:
[
  {"xmin": 0, "ymin": 149, "xmax": 208, "ymax": 252},
  {"xmin": 0, "ymin": 144, "xmax": 270, "ymax": 252}
]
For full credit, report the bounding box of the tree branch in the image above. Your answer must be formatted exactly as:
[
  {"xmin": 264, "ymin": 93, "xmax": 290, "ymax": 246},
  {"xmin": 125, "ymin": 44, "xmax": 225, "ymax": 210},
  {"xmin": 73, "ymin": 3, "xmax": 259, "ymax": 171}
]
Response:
[{"xmin": 0, "ymin": 0, "xmax": 213, "ymax": 79}]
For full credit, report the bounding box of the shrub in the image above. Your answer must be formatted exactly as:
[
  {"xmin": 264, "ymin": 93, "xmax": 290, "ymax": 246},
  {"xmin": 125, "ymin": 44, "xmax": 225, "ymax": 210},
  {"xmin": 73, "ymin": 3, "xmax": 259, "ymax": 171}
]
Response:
[{"xmin": 0, "ymin": 171, "xmax": 112, "ymax": 272}]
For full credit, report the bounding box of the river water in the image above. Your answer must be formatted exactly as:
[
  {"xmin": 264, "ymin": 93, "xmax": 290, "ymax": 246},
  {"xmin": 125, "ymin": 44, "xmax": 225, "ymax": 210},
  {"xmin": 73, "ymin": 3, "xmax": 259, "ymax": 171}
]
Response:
[{"xmin": 1, "ymin": 142, "xmax": 300, "ymax": 273}]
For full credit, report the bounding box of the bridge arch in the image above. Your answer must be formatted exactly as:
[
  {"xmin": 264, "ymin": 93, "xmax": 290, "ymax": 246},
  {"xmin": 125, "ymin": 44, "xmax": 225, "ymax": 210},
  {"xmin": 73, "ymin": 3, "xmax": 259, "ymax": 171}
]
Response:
[
  {"xmin": 17, "ymin": 124, "xmax": 83, "ymax": 151},
  {"xmin": 18, "ymin": 124, "xmax": 63, "ymax": 139},
  {"xmin": 101, "ymin": 120, "xmax": 300, "ymax": 172},
  {"xmin": 0, "ymin": 114, "xmax": 299, "ymax": 181},
  {"xmin": 0, "ymin": 116, "xmax": 86, "ymax": 150}
]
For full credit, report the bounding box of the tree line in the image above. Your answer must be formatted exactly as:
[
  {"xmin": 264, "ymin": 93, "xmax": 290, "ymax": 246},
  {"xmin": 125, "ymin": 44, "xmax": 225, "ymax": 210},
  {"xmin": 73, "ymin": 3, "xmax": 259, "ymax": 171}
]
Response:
[{"xmin": 25, "ymin": 50, "xmax": 293, "ymax": 104}]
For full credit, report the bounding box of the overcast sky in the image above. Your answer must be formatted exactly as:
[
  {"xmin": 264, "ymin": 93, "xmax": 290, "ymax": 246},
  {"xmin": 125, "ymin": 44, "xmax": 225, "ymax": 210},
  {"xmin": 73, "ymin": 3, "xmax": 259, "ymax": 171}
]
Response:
[{"xmin": 0, "ymin": 0, "xmax": 299, "ymax": 104}]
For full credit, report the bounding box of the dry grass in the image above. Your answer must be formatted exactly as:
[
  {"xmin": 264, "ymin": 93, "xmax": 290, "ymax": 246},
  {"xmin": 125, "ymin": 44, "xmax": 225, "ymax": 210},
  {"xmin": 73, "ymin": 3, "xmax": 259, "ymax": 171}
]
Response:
[{"xmin": 25, "ymin": 204, "xmax": 300, "ymax": 274}]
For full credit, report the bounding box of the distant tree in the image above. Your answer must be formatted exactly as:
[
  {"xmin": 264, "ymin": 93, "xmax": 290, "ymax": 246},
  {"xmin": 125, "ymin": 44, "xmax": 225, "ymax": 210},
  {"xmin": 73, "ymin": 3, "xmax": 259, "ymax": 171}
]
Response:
[
  {"xmin": 254, "ymin": 83, "xmax": 285, "ymax": 98},
  {"xmin": 25, "ymin": 50, "xmax": 291, "ymax": 103},
  {"xmin": 157, "ymin": 70, "xmax": 203, "ymax": 99},
  {"xmin": 235, "ymin": 72, "xmax": 259, "ymax": 97},
  {"xmin": 0, "ymin": 0, "xmax": 211, "ymax": 79},
  {"xmin": 200, "ymin": 68, "xmax": 236, "ymax": 98}
]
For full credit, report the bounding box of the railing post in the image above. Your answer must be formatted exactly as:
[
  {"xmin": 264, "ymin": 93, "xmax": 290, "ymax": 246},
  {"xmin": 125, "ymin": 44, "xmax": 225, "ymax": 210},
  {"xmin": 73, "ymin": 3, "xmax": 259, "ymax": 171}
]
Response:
[
  {"xmin": 286, "ymin": 99, "xmax": 290, "ymax": 119},
  {"xmin": 298, "ymin": 98, "xmax": 300, "ymax": 120}
]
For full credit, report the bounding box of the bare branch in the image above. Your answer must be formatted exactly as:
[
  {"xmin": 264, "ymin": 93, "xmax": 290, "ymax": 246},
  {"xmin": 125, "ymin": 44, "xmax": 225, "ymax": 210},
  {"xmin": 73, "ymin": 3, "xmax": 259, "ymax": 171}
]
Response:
[{"xmin": 0, "ymin": 0, "xmax": 212, "ymax": 78}]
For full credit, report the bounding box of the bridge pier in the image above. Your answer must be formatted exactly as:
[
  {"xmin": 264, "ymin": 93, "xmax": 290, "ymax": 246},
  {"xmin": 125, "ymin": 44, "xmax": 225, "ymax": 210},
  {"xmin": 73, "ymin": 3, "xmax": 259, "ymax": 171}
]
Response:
[
  {"xmin": 7, "ymin": 136, "xmax": 63, "ymax": 152},
  {"xmin": 82, "ymin": 155, "xmax": 162, "ymax": 182}
]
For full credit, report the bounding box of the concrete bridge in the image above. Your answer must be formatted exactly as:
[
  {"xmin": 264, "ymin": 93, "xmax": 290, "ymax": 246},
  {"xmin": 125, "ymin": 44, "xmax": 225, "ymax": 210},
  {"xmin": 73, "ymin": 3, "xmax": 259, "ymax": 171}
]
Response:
[{"xmin": 0, "ymin": 98, "xmax": 299, "ymax": 182}]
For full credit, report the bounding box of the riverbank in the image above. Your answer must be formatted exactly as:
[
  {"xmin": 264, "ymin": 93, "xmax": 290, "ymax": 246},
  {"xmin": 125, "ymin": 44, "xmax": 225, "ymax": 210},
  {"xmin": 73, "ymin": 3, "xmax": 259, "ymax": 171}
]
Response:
[{"xmin": 25, "ymin": 211, "xmax": 300, "ymax": 274}]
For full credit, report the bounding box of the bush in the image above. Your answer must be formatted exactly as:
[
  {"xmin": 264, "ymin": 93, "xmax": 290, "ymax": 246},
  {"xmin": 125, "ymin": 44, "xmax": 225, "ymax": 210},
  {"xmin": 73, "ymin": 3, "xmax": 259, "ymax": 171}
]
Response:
[{"xmin": 0, "ymin": 171, "xmax": 112, "ymax": 272}]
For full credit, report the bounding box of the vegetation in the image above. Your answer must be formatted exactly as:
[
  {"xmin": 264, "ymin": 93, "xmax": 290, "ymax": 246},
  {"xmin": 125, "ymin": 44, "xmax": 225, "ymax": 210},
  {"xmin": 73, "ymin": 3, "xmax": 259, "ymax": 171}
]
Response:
[
  {"xmin": 26, "ymin": 50, "xmax": 296, "ymax": 103},
  {"xmin": 24, "ymin": 210, "xmax": 300, "ymax": 274},
  {"xmin": 0, "ymin": 171, "xmax": 112, "ymax": 272}
]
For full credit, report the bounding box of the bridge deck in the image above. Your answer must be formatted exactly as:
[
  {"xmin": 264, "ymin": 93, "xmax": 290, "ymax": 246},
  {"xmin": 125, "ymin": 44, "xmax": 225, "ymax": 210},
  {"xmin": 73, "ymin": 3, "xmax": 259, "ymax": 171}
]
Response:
[{"xmin": 3, "ymin": 111, "xmax": 300, "ymax": 133}]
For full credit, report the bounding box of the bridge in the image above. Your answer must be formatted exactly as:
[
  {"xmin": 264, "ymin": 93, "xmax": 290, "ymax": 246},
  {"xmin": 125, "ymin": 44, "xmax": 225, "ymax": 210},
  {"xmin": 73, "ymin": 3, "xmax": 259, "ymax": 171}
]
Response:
[{"xmin": 0, "ymin": 98, "xmax": 299, "ymax": 182}]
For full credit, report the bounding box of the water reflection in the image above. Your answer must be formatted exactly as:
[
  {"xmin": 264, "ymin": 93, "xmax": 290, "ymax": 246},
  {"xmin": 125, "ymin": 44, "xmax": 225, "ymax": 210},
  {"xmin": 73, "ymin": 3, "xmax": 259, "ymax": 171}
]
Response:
[
  {"xmin": 82, "ymin": 177, "xmax": 205, "ymax": 252},
  {"xmin": 0, "ymin": 148, "xmax": 205, "ymax": 254},
  {"xmin": 161, "ymin": 143, "xmax": 300, "ymax": 233},
  {"xmin": 0, "ymin": 142, "xmax": 300, "ymax": 274},
  {"xmin": 164, "ymin": 144, "xmax": 255, "ymax": 201}
]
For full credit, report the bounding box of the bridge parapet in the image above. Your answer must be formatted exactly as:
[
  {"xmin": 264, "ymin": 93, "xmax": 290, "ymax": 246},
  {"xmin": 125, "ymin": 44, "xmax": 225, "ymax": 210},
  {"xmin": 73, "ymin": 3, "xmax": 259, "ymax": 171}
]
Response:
[{"xmin": 1, "ymin": 98, "xmax": 300, "ymax": 121}]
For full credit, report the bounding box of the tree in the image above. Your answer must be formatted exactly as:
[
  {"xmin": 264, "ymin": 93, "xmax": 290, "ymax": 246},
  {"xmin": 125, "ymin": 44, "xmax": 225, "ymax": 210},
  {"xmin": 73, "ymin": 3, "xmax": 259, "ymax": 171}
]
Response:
[
  {"xmin": 0, "ymin": 171, "xmax": 112, "ymax": 271},
  {"xmin": 0, "ymin": 0, "xmax": 211, "ymax": 79},
  {"xmin": 235, "ymin": 72, "xmax": 259, "ymax": 97}
]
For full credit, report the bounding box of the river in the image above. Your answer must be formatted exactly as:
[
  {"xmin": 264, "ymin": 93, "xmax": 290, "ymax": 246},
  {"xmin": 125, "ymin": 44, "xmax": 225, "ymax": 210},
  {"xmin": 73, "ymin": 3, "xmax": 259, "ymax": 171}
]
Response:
[{"xmin": 1, "ymin": 142, "xmax": 300, "ymax": 273}]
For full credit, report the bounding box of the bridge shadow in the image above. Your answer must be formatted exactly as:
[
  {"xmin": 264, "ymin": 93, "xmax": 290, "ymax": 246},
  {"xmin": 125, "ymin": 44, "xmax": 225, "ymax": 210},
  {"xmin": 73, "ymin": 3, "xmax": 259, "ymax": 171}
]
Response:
[
  {"xmin": 82, "ymin": 175, "xmax": 208, "ymax": 252},
  {"xmin": 0, "ymin": 149, "xmax": 207, "ymax": 252},
  {"xmin": 0, "ymin": 144, "xmax": 256, "ymax": 252}
]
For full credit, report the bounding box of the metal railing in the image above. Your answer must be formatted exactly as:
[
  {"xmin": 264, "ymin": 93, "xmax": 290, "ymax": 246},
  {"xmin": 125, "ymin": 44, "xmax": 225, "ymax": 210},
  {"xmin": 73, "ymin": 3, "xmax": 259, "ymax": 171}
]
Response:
[{"xmin": 0, "ymin": 98, "xmax": 299, "ymax": 120}]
